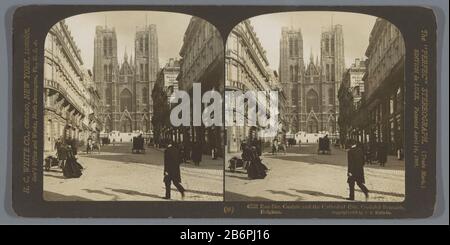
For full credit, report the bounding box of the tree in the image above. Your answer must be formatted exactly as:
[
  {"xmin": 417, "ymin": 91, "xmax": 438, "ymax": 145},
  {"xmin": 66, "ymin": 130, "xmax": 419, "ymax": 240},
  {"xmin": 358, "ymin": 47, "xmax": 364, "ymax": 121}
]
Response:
[
  {"xmin": 151, "ymin": 82, "xmax": 170, "ymax": 145},
  {"xmin": 338, "ymin": 84, "xmax": 354, "ymax": 148}
]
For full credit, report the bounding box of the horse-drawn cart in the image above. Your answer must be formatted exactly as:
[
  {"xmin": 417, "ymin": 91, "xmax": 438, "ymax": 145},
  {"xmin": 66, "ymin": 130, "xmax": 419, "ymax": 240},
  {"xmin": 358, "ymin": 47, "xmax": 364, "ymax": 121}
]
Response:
[
  {"xmin": 132, "ymin": 136, "xmax": 146, "ymax": 154},
  {"xmin": 317, "ymin": 137, "xmax": 331, "ymax": 154}
]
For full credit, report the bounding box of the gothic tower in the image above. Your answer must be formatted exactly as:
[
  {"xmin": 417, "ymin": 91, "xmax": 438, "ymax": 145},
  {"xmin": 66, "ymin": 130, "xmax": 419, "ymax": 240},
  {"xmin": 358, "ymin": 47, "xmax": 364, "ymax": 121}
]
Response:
[
  {"xmin": 279, "ymin": 27, "xmax": 304, "ymax": 133},
  {"xmin": 134, "ymin": 24, "xmax": 159, "ymax": 133},
  {"xmin": 93, "ymin": 25, "xmax": 118, "ymax": 132},
  {"xmin": 320, "ymin": 24, "xmax": 345, "ymax": 134}
]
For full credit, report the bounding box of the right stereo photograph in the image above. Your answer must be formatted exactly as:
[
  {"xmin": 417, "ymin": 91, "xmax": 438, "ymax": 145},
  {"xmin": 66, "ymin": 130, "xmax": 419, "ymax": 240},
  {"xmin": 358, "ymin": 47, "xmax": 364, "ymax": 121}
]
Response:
[{"xmin": 224, "ymin": 11, "xmax": 405, "ymax": 202}]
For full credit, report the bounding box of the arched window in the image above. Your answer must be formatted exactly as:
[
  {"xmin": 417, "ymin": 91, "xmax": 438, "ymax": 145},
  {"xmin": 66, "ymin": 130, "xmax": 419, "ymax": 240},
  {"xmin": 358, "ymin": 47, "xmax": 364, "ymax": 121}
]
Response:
[
  {"xmin": 294, "ymin": 65, "xmax": 299, "ymax": 82},
  {"xmin": 103, "ymin": 37, "xmax": 107, "ymax": 56},
  {"xmin": 105, "ymin": 85, "xmax": 112, "ymax": 105},
  {"xmin": 331, "ymin": 37, "xmax": 335, "ymax": 53},
  {"xmin": 328, "ymin": 88, "xmax": 334, "ymax": 105},
  {"xmin": 289, "ymin": 65, "xmax": 294, "ymax": 83},
  {"xmin": 108, "ymin": 64, "xmax": 113, "ymax": 82},
  {"xmin": 306, "ymin": 89, "xmax": 319, "ymax": 112},
  {"xmin": 108, "ymin": 38, "xmax": 113, "ymax": 56},
  {"xmin": 142, "ymin": 87, "xmax": 148, "ymax": 104},
  {"xmin": 289, "ymin": 38, "xmax": 293, "ymax": 57},
  {"xmin": 103, "ymin": 65, "xmax": 108, "ymax": 82},
  {"xmin": 120, "ymin": 89, "xmax": 132, "ymax": 112}
]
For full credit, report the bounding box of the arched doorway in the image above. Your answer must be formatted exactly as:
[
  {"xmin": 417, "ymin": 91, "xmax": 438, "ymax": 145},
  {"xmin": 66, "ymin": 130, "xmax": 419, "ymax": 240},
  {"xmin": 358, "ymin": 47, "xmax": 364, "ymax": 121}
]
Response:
[
  {"xmin": 120, "ymin": 117, "xmax": 132, "ymax": 132},
  {"xmin": 327, "ymin": 114, "xmax": 336, "ymax": 134},
  {"xmin": 306, "ymin": 118, "xmax": 319, "ymax": 133},
  {"xmin": 104, "ymin": 114, "xmax": 113, "ymax": 133},
  {"xmin": 142, "ymin": 118, "xmax": 149, "ymax": 132}
]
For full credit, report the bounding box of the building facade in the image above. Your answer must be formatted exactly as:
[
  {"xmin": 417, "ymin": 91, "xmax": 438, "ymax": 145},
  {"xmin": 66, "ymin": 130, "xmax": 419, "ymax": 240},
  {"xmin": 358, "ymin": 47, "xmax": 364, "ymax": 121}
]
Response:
[
  {"xmin": 178, "ymin": 17, "xmax": 224, "ymax": 156},
  {"xmin": 93, "ymin": 24, "xmax": 158, "ymax": 136},
  {"xmin": 153, "ymin": 58, "xmax": 181, "ymax": 143},
  {"xmin": 159, "ymin": 58, "xmax": 181, "ymax": 98},
  {"xmin": 344, "ymin": 58, "xmax": 366, "ymax": 108},
  {"xmin": 279, "ymin": 25, "xmax": 345, "ymax": 137},
  {"xmin": 279, "ymin": 27, "xmax": 304, "ymax": 134},
  {"xmin": 351, "ymin": 18, "xmax": 405, "ymax": 155},
  {"xmin": 225, "ymin": 20, "xmax": 274, "ymax": 153},
  {"xmin": 44, "ymin": 20, "xmax": 100, "ymax": 152}
]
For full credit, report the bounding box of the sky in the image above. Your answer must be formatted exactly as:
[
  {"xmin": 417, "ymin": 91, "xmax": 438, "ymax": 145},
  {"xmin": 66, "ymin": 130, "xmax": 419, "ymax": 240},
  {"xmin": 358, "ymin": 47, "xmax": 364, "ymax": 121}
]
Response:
[
  {"xmin": 247, "ymin": 11, "xmax": 377, "ymax": 71},
  {"xmin": 62, "ymin": 11, "xmax": 192, "ymax": 71}
]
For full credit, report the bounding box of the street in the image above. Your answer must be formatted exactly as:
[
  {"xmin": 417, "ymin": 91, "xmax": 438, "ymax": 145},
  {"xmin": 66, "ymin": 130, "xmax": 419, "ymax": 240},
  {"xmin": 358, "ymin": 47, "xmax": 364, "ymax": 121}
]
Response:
[
  {"xmin": 225, "ymin": 144, "xmax": 405, "ymax": 202},
  {"xmin": 44, "ymin": 143, "xmax": 223, "ymax": 201}
]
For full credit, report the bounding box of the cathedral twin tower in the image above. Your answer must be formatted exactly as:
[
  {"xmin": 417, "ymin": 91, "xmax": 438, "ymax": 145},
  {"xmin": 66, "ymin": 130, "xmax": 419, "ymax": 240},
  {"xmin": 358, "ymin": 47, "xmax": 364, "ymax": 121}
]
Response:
[
  {"xmin": 279, "ymin": 24, "xmax": 345, "ymax": 135},
  {"xmin": 93, "ymin": 24, "xmax": 159, "ymax": 134}
]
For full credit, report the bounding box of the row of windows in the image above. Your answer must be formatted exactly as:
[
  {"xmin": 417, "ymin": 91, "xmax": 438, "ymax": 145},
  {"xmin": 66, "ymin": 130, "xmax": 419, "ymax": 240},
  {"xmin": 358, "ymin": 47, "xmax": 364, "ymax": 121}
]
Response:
[
  {"xmin": 324, "ymin": 37, "xmax": 335, "ymax": 55},
  {"xmin": 103, "ymin": 64, "xmax": 113, "ymax": 82},
  {"xmin": 138, "ymin": 34, "xmax": 150, "ymax": 54},
  {"xmin": 103, "ymin": 36, "xmax": 114, "ymax": 57},
  {"xmin": 289, "ymin": 38, "xmax": 300, "ymax": 57},
  {"xmin": 325, "ymin": 64, "xmax": 336, "ymax": 81},
  {"xmin": 104, "ymin": 87, "xmax": 149, "ymax": 108}
]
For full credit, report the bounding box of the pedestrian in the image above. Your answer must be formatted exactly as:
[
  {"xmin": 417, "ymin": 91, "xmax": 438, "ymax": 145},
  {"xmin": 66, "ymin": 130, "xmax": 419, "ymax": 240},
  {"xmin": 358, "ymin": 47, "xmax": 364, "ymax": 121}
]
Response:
[
  {"xmin": 63, "ymin": 145, "xmax": 83, "ymax": 179},
  {"xmin": 86, "ymin": 136, "xmax": 92, "ymax": 154},
  {"xmin": 211, "ymin": 146, "xmax": 217, "ymax": 160},
  {"xmin": 57, "ymin": 138, "xmax": 68, "ymax": 169},
  {"xmin": 272, "ymin": 139, "xmax": 278, "ymax": 155},
  {"xmin": 378, "ymin": 141, "xmax": 388, "ymax": 167},
  {"xmin": 191, "ymin": 141, "xmax": 202, "ymax": 166},
  {"xmin": 163, "ymin": 142, "xmax": 185, "ymax": 200},
  {"xmin": 54, "ymin": 137, "xmax": 63, "ymax": 168},
  {"xmin": 247, "ymin": 146, "xmax": 268, "ymax": 179},
  {"xmin": 346, "ymin": 140, "xmax": 369, "ymax": 201},
  {"xmin": 179, "ymin": 144, "xmax": 186, "ymax": 164},
  {"xmin": 70, "ymin": 137, "xmax": 78, "ymax": 156}
]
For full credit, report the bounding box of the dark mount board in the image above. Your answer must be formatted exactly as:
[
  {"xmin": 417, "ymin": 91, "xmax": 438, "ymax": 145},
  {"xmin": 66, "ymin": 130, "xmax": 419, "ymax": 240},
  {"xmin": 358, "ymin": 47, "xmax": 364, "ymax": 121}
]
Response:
[{"xmin": 11, "ymin": 5, "xmax": 436, "ymax": 218}]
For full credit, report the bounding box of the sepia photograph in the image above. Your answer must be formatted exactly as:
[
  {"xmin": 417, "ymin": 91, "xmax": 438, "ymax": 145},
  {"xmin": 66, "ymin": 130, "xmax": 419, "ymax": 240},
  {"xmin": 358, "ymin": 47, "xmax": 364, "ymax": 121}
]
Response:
[
  {"xmin": 225, "ymin": 12, "xmax": 406, "ymax": 202},
  {"xmin": 9, "ymin": 3, "xmax": 442, "ymax": 219},
  {"xmin": 42, "ymin": 11, "xmax": 224, "ymax": 201}
]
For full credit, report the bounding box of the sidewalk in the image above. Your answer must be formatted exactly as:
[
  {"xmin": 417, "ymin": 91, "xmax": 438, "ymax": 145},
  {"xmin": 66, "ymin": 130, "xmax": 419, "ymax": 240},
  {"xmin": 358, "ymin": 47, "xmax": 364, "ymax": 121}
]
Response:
[
  {"xmin": 44, "ymin": 144, "xmax": 223, "ymax": 201},
  {"xmin": 225, "ymin": 143, "xmax": 405, "ymax": 202}
]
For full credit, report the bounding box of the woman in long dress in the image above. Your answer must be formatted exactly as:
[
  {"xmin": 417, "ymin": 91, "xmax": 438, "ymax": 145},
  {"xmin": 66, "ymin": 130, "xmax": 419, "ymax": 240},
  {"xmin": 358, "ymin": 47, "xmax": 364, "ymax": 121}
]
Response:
[
  {"xmin": 247, "ymin": 146, "xmax": 268, "ymax": 179},
  {"xmin": 63, "ymin": 145, "xmax": 83, "ymax": 178}
]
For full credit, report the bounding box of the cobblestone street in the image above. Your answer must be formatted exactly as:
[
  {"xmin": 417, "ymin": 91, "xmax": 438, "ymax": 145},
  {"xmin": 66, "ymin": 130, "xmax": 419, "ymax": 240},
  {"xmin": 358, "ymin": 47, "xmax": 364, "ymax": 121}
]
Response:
[
  {"xmin": 225, "ymin": 144, "xmax": 405, "ymax": 202},
  {"xmin": 44, "ymin": 143, "xmax": 223, "ymax": 201}
]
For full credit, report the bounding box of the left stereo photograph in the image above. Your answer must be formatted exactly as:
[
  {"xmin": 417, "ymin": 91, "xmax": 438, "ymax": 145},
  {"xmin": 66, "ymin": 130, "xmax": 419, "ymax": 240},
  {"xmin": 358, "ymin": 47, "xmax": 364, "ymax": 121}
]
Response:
[{"xmin": 42, "ymin": 11, "xmax": 225, "ymax": 202}]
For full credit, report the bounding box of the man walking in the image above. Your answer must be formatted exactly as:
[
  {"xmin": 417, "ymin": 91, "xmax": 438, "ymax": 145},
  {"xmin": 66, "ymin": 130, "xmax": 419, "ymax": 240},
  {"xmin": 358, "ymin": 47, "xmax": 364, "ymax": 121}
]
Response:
[
  {"xmin": 163, "ymin": 142, "xmax": 185, "ymax": 200},
  {"xmin": 347, "ymin": 140, "xmax": 370, "ymax": 201}
]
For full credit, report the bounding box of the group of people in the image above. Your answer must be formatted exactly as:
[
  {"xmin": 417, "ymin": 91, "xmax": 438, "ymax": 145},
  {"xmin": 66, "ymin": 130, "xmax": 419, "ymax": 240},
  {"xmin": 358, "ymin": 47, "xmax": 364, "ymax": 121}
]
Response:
[
  {"xmin": 362, "ymin": 141, "xmax": 389, "ymax": 167},
  {"xmin": 86, "ymin": 137, "xmax": 101, "ymax": 154},
  {"xmin": 240, "ymin": 140, "xmax": 268, "ymax": 180},
  {"xmin": 271, "ymin": 139, "xmax": 287, "ymax": 155},
  {"xmin": 53, "ymin": 137, "xmax": 83, "ymax": 179},
  {"xmin": 172, "ymin": 141, "xmax": 204, "ymax": 166}
]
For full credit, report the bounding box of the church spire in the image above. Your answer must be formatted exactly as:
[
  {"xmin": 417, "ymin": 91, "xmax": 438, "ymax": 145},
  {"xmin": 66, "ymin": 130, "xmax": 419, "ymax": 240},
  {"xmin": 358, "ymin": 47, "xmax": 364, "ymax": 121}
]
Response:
[
  {"xmin": 124, "ymin": 47, "xmax": 128, "ymax": 63},
  {"xmin": 309, "ymin": 46, "xmax": 314, "ymax": 65}
]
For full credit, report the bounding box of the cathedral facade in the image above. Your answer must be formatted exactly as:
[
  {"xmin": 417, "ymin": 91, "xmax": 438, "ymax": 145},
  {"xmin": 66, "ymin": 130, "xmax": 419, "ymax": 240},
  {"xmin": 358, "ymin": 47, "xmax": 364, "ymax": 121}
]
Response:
[
  {"xmin": 280, "ymin": 24, "xmax": 345, "ymax": 135},
  {"xmin": 93, "ymin": 24, "xmax": 159, "ymax": 134}
]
